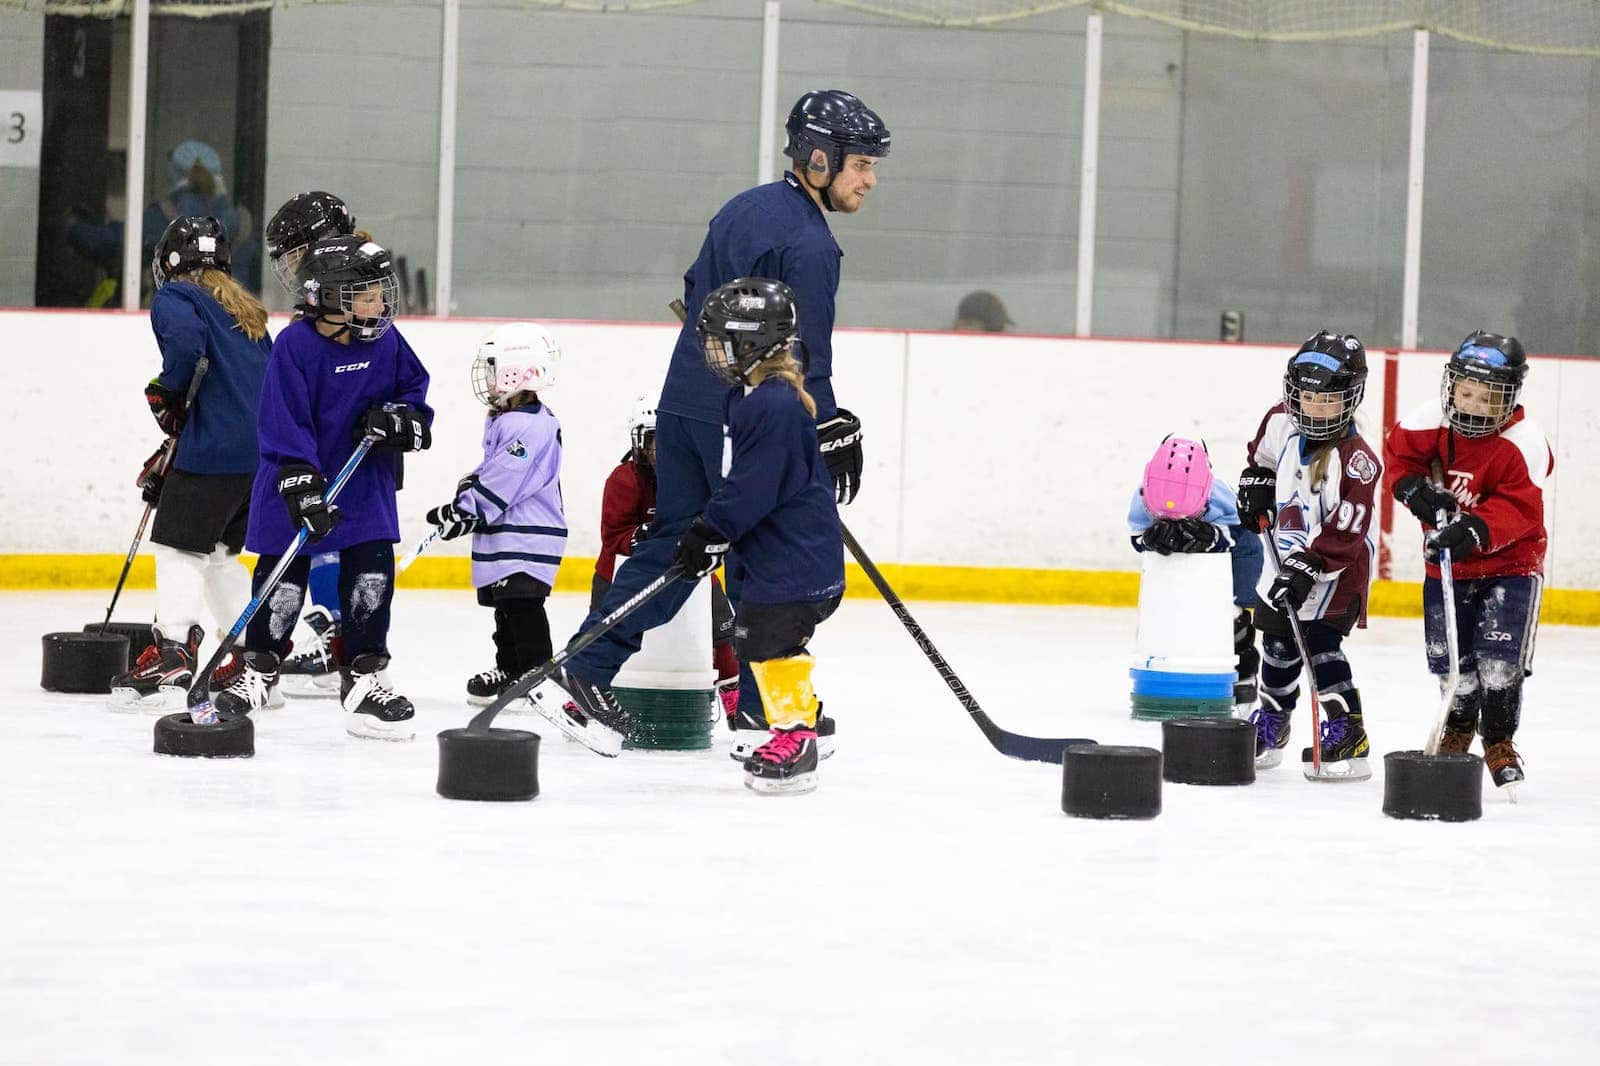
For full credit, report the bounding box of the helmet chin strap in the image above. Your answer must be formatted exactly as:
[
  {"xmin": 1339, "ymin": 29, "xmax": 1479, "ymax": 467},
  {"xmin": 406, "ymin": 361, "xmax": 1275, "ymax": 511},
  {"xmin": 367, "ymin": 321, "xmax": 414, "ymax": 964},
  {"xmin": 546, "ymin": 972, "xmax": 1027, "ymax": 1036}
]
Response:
[{"xmin": 805, "ymin": 158, "xmax": 839, "ymax": 212}]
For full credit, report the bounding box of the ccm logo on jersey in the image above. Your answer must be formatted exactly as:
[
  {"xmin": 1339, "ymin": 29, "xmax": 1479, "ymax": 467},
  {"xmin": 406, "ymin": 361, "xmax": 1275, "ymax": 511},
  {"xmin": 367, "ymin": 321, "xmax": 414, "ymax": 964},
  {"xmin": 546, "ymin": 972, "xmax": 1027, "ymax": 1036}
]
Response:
[
  {"xmin": 334, "ymin": 361, "xmax": 371, "ymax": 374},
  {"xmin": 1345, "ymin": 450, "xmax": 1378, "ymax": 484}
]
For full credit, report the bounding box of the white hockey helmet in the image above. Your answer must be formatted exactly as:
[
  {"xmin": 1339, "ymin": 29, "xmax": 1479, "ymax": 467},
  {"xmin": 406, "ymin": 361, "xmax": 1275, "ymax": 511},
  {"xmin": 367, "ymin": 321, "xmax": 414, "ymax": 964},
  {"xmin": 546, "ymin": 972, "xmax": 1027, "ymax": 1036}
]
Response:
[
  {"xmin": 628, "ymin": 394, "xmax": 657, "ymax": 464},
  {"xmin": 472, "ymin": 322, "xmax": 561, "ymax": 408}
]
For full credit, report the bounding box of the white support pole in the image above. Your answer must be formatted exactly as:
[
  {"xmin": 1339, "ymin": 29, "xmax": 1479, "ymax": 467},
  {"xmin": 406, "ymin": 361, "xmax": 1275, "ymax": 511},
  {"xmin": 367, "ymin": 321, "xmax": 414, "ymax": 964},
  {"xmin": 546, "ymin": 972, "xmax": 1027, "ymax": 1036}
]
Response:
[
  {"xmin": 1074, "ymin": 13, "xmax": 1103, "ymax": 337},
  {"xmin": 757, "ymin": 1, "xmax": 782, "ymax": 184},
  {"xmin": 121, "ymin": 0, "xmax": 151, "ymax": 311},
  {"xmin": 1401, "ymin": 28, "xmax": 1429, "ymax": 350},
  {"xmin": 434, "ymin": 0, "xmax": 461, "ymax": 316}
]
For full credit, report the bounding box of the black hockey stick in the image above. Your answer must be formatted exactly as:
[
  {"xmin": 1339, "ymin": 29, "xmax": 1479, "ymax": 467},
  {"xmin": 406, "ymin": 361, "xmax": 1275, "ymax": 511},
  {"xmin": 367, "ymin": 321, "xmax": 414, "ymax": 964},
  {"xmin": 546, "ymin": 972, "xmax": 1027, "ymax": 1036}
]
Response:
[
  {"xmin": 469, "ymin": 562, "xmax": 689, "ymax": 731},
  {"xmin": 840, "ymin": 523, "xmax": 1095, "ymax": 764},
  {"xmin": 100, "ymin": 357, "xmax": 210, "ymax": 636}
]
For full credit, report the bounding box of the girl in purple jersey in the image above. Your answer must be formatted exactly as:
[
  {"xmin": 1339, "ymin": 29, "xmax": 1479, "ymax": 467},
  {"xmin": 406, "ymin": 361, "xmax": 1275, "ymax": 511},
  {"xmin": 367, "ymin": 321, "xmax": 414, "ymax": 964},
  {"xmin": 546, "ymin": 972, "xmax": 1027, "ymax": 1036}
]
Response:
[{"xmin": 425, "ymin": 323, "xmax": 567, "ymax": 705}]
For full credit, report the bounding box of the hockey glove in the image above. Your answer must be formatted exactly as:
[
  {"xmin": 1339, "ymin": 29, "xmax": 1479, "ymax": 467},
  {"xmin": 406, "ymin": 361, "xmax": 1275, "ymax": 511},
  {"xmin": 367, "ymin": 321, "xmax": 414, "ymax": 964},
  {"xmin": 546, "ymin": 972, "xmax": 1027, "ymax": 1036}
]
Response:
[
  {"xmin": 425, "ymin": 502, "xmax": 479, "ymax": 541},
  {"xmin": 1268, "ymin": 550, "xmax": 1324, "ymax": 612},
  {"xmin": 1141, "ymin": 517, "xmax": 1219, "ymax": 555},
  {"xmin": 357, "ymin": 403, "xmax": 432, "ymax": 452},
  {"xmin": 1236, "ymin": 465, "xmax": 1277, "ymax": 531},
  {"xmin": 1393, "ymin": 473, "xmax": 1458, "ymax": 525},
  {"xmin": 817, "ymin": 408, "xmax": 864, "ymax": 506},
  {"xmin": 136, "ymin": 443, "xmax": 170, "ymax": 506},
  {"xmin": 144, "ymin": 378, "xmax": 186, "ymax": 436},
  {"xmin": 1426, "ymin": 513, "xmax": 1489, "ymax": 563},
  {"xmin": 277, "ymin": 463, "xmax": 340, "ymax": 539},
  {"xmin": 672, "ymin": 517, "xmax": 730, "ymax": 580}
]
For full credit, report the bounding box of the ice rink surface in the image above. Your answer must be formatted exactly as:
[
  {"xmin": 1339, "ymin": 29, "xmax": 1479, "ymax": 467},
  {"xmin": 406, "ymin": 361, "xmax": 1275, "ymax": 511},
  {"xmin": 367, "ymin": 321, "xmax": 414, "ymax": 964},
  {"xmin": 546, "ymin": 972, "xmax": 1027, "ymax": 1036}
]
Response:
[{"xmin": 4, "ymin": 589, "xmax": 1598, "ymax": 1065}]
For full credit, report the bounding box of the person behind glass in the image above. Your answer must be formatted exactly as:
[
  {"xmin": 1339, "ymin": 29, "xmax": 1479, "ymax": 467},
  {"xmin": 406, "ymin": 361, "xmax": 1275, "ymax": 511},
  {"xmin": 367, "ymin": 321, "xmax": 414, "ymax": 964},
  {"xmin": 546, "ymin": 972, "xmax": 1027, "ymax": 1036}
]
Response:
[
  {"xmin": 531, "ymin": 89, "xmax": 886, "ymax": 757},
  {"xmin": 215, "ymin": 236, "xmax": 433, "ymax": 742},
  {"xmin": 670, "ymin": 279, "xmax": 844, "ymax": 794},
  {"xmin": 1384, "ymin": 332, "xmax": 1553, "ymax": 793},
  {"xmin": 107, "ymin": 216, "xmax": 270, "ymax": 711},
  {"xmin": 951, "ymin": 290, "xmax": 1013, "ymax": 333},
  {"xmin": 262, "ymin": 191, "xmax": 362, "ymax": 699},
  {"xmin": 424, "ymin": 323, "xmax": 567, "ymax": 707},
  {"xmin": 1235, "ymin": 331, "xmax": 1381, "ymax": 780}
]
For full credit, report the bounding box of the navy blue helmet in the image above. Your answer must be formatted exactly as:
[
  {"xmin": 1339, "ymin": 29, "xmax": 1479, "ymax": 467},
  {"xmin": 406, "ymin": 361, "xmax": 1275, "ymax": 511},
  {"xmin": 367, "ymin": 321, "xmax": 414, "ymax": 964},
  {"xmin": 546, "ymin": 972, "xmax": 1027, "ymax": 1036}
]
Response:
[
  {"xmin": 1443, "ymin": 331, "xmax": 1528, "ymax": 437},
  {"xmin": 783, "ymin": 89, "xmax": 890, "ymax": 181}
]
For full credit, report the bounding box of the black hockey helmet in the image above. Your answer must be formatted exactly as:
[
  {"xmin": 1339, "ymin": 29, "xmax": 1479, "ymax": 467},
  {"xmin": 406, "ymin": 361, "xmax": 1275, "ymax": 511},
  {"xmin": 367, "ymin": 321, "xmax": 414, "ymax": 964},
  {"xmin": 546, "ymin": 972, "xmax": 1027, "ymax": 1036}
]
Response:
[
  {"xmin": 151, "ymin": 215, "xmax": 231, "ymax": 289},
  {"xmin": 1443, "ymin": 330, "xmax": 1528, "ymax": 437},
  {"xmin": 1283, "ymin": 330, "xmax": 1368, "ymax": 443},
  {"xmin": 783, "ymin": 89, "xmax": 890, "ymax": 209},
  {"xmin": 697, "ymin": 277, "xmax": 799, "ymax": 386},
  {"xmin": 296, "ymin": 235, "xmax": 399, "ymax": 342},
  {"xmin": 266, "ymin": 191, "xmax": 356, "ymax": 294}
]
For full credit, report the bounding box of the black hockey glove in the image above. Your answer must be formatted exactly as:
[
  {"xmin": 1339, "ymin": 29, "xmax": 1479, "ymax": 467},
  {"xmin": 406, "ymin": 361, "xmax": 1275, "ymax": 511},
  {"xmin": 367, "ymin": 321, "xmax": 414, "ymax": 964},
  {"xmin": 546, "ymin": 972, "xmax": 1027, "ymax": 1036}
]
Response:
[
  {"xmin": 1236, "ymin": 465, "xmax": 1277, "ymax": 532},
  {"xmin": 136, "ymin": 443, "xmax": 169, "ymax": 506},
  {"xmin": 1268, "ymin": 550, "xmax": 1324, "ymax": 612},
  {"xmin": 1141, "ymin": 517, "xmax": 1219, "ymax": 555},
  {"xmin": 672, "ymin": 517, "xmax": 730, "ymax": 580},
  {"xmin": 1426, "ymin": 513, "xmax": 1489, "ymax": 564},
  {"xmin": 277, "ymin": 463, "xmax": 340, "ymax": 539},
  {"xmin": 817, "ymin": 408, "xmax": 864, "ymax": 506},
  {"xmin": 144, "ymin": 378, "xmax": 186, "ymax": 436},
  {"xmin": 425, "ymin": 502, "xmax": 478, "ymax": 541},
  {"xmin": 357, "ymin": 403, "xmax": 432, "ymax": 452},
  {"xmin": 1393, "ymin": 473, "xmax": 1458, "ymax": 525}
]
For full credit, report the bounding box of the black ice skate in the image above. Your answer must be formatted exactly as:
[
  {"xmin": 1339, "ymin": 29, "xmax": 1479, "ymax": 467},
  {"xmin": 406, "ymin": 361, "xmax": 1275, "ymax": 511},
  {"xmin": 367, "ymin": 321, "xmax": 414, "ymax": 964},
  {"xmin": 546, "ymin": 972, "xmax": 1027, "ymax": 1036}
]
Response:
[
  {"xmin": 108, "ymin": 624, "xmax": 202, "ymax": 712},
  {"xmin": 341, "ymin": 653, "xmax": 415, "ymax": 741},
  {"xmin": 1248, "ymin": 697, "xmax": 1291, "ymax": 769},
  {"xmin": 280, "ymin": 607, "xmax": 341, "ymax": 698},
  {"xmin": 1301, "ymin": 708, "xmax": 1372, "ymax": 782},
  {"xmin": 466, "ymin": 667, "xmax": 511, "ymax": 706},
  {"xmin": 743, "ymin": 726, "xmax": 819, "ymax": 795},
  {"xmin": 212, "ymin": 649, "xmax": 285, "ymax": 716},
  {"xmin": 531, "ymin": 666, "xmax": 629, "ymax": 757},
  {"xmin": 1483, "ymin": 739, "xmax": 1524, "ymax": 802},
  {"xmin": 731, "ymin": 705, "xmax": 835, "ymax": 764}
]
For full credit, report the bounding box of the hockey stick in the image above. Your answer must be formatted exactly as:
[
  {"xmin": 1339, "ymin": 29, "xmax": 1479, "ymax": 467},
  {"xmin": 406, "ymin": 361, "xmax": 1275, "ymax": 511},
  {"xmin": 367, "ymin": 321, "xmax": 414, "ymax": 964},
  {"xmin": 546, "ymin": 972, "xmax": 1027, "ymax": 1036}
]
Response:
[
  {"xmin": 395, "ymin": 526, "xmax": 440, "ymax": 576},
  {"xmin": 1424, "ymin": 459, "xmax": 1461, "ymax": 755},
  {"xmin": 840, "ymin": 523, "xmax": 1095, "ymax": 764},
  {"xmin": 185, "ymin": 435, "xmax": 380, "ymax": 722},
  {"xmin": 468, "ymin": 562, "xmax": 689, "ymax": 731},
  {"xmin": 100, "ymin": 357, "xmax": 211, "ymax": 635},
  {"xmin": 1263, "ymin": 524, "xmax": 1322, "ymax": 776}
]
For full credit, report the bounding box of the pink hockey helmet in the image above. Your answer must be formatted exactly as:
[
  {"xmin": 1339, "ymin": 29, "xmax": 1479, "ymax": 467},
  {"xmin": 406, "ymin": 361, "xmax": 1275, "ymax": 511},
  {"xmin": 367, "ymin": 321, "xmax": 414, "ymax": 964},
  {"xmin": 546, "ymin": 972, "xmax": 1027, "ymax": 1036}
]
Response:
[{"xmin": 1141, "ymin": 436, "xmax": 1214, "ymax": 520}]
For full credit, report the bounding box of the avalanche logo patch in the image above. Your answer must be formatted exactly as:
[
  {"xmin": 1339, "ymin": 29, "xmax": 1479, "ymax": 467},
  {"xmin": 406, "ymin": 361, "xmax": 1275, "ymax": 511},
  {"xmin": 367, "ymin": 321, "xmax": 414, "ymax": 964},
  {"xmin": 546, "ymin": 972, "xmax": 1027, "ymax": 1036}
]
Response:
[
  {"xmin": 506, "ymin": 440, "xmax": 527, "ymax": 459},
  {"xmin": 1346, "ymin": 450, "xmax": 1378, "ymax": 484}
]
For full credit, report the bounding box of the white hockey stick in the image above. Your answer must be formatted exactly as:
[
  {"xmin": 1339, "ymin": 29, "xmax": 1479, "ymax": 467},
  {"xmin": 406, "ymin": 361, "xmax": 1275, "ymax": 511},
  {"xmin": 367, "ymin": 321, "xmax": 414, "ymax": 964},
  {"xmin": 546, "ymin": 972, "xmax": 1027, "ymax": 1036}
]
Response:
[{"xmin": 396, "ymin": 527, "xmax": 441, "ymax": 576}]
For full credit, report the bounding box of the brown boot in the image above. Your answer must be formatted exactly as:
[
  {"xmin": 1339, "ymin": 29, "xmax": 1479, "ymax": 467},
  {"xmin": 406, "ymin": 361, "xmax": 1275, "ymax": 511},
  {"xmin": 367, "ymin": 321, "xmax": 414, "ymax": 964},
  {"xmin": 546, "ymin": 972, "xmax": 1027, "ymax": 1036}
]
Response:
[
  {"xmin": 1438, "ymin": 725, "xmax": 1475, "ymax": 754},
  {"xmin": 1483, "ymin": 739, "xmax": 1525, "ymax": 790}
]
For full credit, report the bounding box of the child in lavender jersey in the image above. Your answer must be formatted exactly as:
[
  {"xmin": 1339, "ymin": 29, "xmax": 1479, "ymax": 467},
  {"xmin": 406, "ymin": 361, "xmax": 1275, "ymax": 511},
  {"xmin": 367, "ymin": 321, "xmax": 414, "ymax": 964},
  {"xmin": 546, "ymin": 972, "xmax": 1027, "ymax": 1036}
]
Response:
[{"xmin": 426, "ymin": 323, "xmax": 567, "ymax": 705}]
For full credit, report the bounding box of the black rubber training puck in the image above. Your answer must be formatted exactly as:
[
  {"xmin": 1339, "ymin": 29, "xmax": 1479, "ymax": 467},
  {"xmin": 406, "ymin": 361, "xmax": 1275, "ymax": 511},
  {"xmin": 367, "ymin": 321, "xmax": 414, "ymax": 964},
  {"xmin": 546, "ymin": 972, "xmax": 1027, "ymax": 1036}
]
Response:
[
  {"xmin": 1062, "ymin": 744, "xmax": 1162, "ymax": 820},
  {"xmin": 41, "ymin": 631, "xmax": 130, "ymax": 693},
  {"xmin": 153, "ymin": 711, "xmax": 255, "ymax": 758},
  {"xmin": 83, "ymin": 621, "xmax": 158, "ymax": 661},
  {"xmin": 1382, "ymin": 750, "xmax": 1483, "ymax": 822},
  {"xmin": 1162, "ymin": 717, "xmax": 1256, "ymax": 786},
  {"xmin": 437, "ymin": 727, "xmax": 541, "ymax": 802}
]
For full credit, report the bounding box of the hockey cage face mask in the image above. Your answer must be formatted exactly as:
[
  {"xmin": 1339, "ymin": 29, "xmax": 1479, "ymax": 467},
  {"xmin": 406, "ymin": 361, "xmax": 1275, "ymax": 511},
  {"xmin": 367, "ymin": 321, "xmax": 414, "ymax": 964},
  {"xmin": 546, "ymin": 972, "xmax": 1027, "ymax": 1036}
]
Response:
[
  {"xmin": 702, "ymin": 331, "xmax": 768, "ymax": 386},
  {"xmin": 270, "ymin": 243, "xmax": 309, "ymax": 295},
  {"xmin": 333, "ymin": 275, "xmax": 399, "ymax": 341},
  {"xmin": 1283, "ymin": 352, "xmax": 1364, "ymax": 443},
  {"xmin": 1443, "ymin": 357, "xmax": 1521, "ymax": 438}
]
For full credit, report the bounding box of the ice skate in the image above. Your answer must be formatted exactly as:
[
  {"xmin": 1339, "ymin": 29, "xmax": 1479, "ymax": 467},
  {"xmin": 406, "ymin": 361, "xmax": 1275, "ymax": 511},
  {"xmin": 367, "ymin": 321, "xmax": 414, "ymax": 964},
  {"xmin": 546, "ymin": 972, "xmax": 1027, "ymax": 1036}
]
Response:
[
  {"xmin": 211, "ymin": 649, "xmax": 285, "ymax": 716},
  {"xmin": 341, "ymin": 653, "xmax": 415, "ymax": 742},
  {"xmin": 1483, "ymin": 739, "xmax": 1524, "ymax": 802},
  {"xmin": 280, "ymin": 607, "xmax": 341, "ymax": 698},
  {"xmin": 1437, "ymin": 720, "xmax": 1476, "ymax": 755},
  {"xmin": 1302, "ymin": 709, "xmax": 1372, "ymax": 782},
  {"xmin": 731, "ymin": 706, "xmax": 835, "ymax": 763},
  {"xmin": 207, "ymin": 650, "xmax": 243, "ymax": 694},
  {"xmin": 711, "ymin": 676, "xmax": 740, "ymax": 725},
  {"xmin": 108, "ymin": 624, "xmax": 201, "ymax": 713},
  {"xmin": 531, "ymin": 666, "xmax": 629, "ymax": 757},
  {"xmin": 1248, "ymin": 697, "xmax": 1291, "ymax": 769},
  {"xmin": 466, "ymin": 666, "xmax": 511, "ymax": 706},
  {"xmin": 743, "ymin": 726, "xmax": 819, "ymax": 795}
]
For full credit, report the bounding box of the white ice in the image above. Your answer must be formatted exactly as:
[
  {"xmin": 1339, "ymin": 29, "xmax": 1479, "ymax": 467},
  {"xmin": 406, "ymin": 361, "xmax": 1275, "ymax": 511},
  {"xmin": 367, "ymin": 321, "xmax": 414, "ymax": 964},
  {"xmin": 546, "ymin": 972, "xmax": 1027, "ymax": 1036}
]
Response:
[{"xmin": 4, "ymin": 590, "xmax": 1598, "ymax": 1065}]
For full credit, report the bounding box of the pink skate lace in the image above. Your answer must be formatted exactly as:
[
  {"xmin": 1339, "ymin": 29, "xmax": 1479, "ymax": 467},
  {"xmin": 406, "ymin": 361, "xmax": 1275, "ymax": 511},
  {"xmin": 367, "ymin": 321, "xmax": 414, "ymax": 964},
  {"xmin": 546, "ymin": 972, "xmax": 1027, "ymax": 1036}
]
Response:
[
  {"xmin": 753, "ymin": 728, "xmax": 817, "ymax": 765},
  {"xmin": 717, "ymin": 683, "xmax": 740, "ymax": 720}
]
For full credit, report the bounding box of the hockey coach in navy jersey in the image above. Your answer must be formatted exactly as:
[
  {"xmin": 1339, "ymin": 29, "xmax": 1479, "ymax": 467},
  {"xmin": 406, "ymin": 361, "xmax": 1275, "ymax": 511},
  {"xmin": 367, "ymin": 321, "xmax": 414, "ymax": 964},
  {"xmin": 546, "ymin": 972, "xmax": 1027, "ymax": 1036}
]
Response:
[{"xmin": 535, "ymin": 89, "xmax": 888, "ymax": 756}]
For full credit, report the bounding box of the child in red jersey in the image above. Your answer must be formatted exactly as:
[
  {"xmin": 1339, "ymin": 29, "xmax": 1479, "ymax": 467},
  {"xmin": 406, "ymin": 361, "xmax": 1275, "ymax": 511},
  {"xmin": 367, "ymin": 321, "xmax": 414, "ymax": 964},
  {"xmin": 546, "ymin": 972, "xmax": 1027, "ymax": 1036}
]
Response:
[{"xmin": 1385, "ymin": 331, "xmax": 1553, "ymax": 793}]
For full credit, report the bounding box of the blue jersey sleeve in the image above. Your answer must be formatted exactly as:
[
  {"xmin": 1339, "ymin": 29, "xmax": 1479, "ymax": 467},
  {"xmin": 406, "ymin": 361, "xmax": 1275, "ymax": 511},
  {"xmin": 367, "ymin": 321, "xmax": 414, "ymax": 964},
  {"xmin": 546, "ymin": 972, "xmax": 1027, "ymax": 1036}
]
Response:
[
  {"xmin": 782, "ymin": 238, "xmax": 841, "ymax": 421},
  {"xmin": 150, "ymin": 287, "xmax": 207, "ymax": 392},
  {"xmin": 392, "ymin": 332, "xmax": 434, "ymax": 425}
]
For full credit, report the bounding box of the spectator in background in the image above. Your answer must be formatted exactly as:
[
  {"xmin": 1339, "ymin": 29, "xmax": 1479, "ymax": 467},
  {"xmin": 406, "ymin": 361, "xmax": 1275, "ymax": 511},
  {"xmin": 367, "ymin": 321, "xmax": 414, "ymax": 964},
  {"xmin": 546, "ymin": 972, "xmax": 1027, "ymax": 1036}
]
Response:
[{"xmin": 953, "ymin": 290, "xmax": 1014, "ymax": 332}]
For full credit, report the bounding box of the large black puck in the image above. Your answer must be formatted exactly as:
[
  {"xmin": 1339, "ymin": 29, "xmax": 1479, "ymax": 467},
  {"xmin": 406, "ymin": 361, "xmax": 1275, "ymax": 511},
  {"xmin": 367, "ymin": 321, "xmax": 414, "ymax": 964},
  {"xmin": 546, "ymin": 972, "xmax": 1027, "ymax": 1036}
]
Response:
[
  {"xmin": 41, "ymin": 631, "xmax": 130, "ymax": 693},
  {"xmin": 1062, "ymin": 744, "xmax": 1162, "ymax": 820},
  {"xmin": 1382, "ymin": 750, "xmax": 1483, "ymax": 822},
  {"xmin": 1162, "ymin": 717, "xmax": 1256, "ymax": 786},
  {"xmin": 153, "ymin": 711, "xmax": 255, "ymax": 758},
  {"xmin": 83, "ymin": 621, "xmax": 158, "ymax": 661},
  {"xmin": 437, "ymin": 728, "xmax": 541, "ymax": 802}
]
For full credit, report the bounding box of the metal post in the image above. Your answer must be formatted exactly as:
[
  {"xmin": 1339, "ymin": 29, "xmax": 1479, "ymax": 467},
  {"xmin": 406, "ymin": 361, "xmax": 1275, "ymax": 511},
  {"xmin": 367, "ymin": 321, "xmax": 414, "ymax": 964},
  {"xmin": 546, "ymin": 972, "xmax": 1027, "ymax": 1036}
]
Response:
[
  {"xmin": 1074, "ymin": 13, "xmax": 1103, "ymax": 337},
  {"xmin": 1401, "ymin": 28, "xmax": 1429, "ymax": 350},
  {"xmin": 121, "ymin": 0, "xmax": 151, "ymax": 311},
  {"xmin": 757, "ymin": 1, "xmax": 782, "ymax": 184},
  {"xmin": 435, "ymin": 0, "xmax": 461, "ymax": 316}
]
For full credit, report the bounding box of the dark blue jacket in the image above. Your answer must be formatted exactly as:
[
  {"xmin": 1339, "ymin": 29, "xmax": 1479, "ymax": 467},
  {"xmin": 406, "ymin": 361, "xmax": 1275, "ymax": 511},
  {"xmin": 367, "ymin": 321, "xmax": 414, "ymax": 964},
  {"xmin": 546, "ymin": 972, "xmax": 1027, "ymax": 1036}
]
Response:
[
  {"xmin": 703, "ymin": 378, "xmax": 844, "ymax": 604},
  {"xmin": 150, "ymin": 281, "xmax": 271, "ymax": 475},
  {"xmin": 660, "ymin": 172, "xmax": 842, "ymax": 425}
]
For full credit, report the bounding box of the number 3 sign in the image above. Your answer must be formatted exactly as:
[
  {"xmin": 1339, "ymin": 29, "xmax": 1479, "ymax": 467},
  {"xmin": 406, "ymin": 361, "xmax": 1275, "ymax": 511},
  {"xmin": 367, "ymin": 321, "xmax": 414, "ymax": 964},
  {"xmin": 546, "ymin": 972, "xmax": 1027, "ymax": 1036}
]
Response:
[{"xmin": 0, "ymin": 91, "xmax": 42, "ymax": 168}]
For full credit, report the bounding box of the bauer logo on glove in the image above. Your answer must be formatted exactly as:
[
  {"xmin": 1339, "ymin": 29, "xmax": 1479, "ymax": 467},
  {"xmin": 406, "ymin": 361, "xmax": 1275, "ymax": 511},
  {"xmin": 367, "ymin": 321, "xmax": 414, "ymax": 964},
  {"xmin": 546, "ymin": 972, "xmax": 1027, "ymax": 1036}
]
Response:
[{"xmin": 1267, "ymin": 549, "xmax": 1324, "ymax": 612}]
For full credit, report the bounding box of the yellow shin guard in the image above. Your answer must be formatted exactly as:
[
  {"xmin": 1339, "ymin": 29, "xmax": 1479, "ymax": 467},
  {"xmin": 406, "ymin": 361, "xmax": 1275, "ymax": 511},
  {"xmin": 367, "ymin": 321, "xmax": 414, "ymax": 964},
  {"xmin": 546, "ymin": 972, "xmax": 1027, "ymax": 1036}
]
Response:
[{"xmin": 749, "ymin": 656, "xmax": 819, "ymax": 730}]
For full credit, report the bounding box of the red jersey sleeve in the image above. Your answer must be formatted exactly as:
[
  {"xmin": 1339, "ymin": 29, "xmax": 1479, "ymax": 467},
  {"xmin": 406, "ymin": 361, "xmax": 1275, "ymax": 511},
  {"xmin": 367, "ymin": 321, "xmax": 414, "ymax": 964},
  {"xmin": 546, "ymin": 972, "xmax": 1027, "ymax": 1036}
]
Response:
[
  {"xmin": 596, "ymin": 461, "xmax": 652, "ymax": 581},
  {"xmin": 1470, "ymin": 432, "xmax": 1550, "ymax": 557}
]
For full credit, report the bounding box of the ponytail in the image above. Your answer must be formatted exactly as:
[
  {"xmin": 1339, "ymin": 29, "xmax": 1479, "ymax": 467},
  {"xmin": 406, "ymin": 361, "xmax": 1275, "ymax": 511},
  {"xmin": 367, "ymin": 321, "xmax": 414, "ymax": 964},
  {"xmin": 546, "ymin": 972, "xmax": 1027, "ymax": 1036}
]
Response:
[
  {"xmin": 195, "ymin": 267, "xmax": 268, "ymax": 341},
  {"xmin": 748, "ymin": 349, "xmax": 816, "ymax": 418}
]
